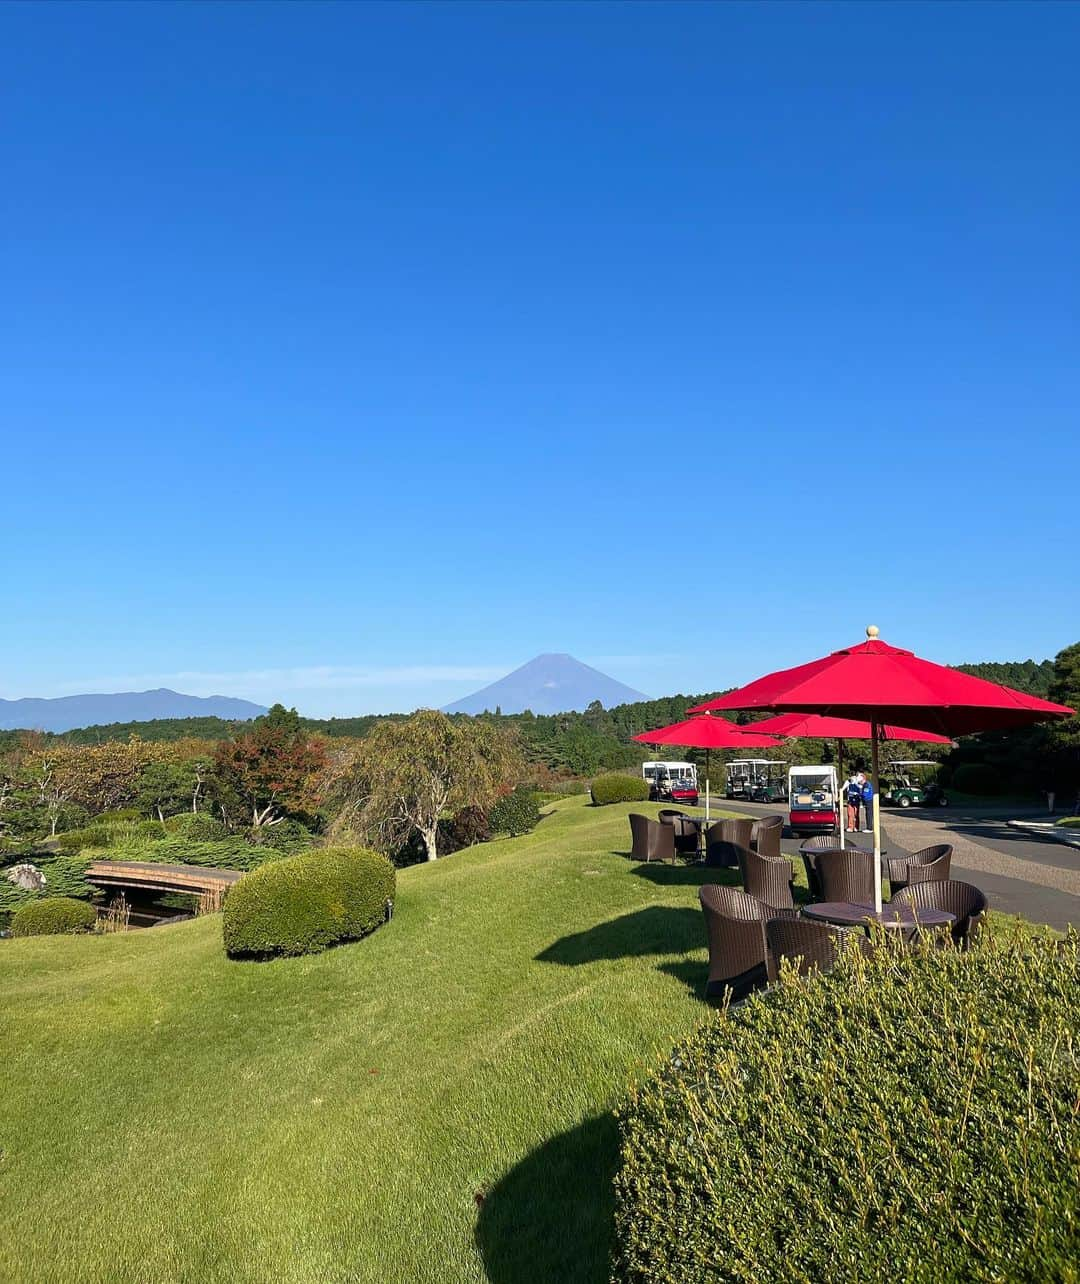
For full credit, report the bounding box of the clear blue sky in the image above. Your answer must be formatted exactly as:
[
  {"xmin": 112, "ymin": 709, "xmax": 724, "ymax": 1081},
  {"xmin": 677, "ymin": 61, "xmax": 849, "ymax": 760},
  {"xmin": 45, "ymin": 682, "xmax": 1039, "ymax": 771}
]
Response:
[{"xmin": 3, "ymin": 2, "xmax": 1077, "ymax": 716}]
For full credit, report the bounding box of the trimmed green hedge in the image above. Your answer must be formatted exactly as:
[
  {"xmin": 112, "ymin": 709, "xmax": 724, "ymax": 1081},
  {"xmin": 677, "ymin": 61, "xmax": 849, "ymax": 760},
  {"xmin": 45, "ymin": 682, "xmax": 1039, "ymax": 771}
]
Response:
[
  {"xmin": 10, "ymin": 897, "xmax": 98, "ymax": 938},
  {"xmin": 591, "ymin": 774, "xmax": 649, "ymax": 806},
  {"xmin": 612, "ymin": 933, "xmax": 1080, "ymax": 1283},
  {"xmin": 489, "ymin": 787, "xmax": 541, "ymax": 836},
  {"xmin": 222, "ymin": 846, "xmax": 396, "ymax": 959}
]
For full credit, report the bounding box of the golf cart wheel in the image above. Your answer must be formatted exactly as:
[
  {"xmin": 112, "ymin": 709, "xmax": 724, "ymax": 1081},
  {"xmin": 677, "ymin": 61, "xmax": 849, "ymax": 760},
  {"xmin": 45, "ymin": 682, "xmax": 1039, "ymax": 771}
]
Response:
[
  {"xmin": 939, "ymin": 797, "xmax": 949, "ymax": 807},
  {"xmin": 899, "ymin": 796, "xmax": 912, "ymax": 808}
]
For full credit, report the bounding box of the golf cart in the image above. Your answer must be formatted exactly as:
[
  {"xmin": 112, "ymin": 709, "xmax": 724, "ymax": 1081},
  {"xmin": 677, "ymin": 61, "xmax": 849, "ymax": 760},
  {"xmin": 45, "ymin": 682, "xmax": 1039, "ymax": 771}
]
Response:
[
  {"xmin": 749, "ymin": 761, "xmax": 789, "ymax": 803},
  {"xmin": 726, "ymin": 760, "xmax": 787, "ymax": 802},
  {"xmin": 788, "ymin": 765, "xmax": 838, "ymax": 836},
  {"xmin": 882, "ymin": 760, "xmax": 949, "ymax": 808},
  {"xmin": 642, "ymin": 761, "xmax": 699, "ymax": 805}
]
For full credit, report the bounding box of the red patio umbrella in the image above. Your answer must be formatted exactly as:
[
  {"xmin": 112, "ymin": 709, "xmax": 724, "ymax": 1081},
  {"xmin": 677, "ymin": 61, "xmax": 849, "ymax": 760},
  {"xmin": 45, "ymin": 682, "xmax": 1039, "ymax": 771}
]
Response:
[
  {"xmin": 632, "ymin": 713, "xmax": 784, "ymax": 821},
  {"xmin": 691, "ymin": 627, "xmax": 1074, "ymax": 910},
  {"xmin": 747, "ymin": 713, "xmax": 952, "ymax": 849}
]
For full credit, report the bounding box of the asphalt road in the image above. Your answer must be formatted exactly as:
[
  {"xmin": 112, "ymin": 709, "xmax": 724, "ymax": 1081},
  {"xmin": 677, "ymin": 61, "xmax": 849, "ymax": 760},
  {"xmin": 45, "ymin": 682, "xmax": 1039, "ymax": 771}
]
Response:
[{"xmin": 687, "ymin": 796, "xmax": 1079, "ymax": 932}]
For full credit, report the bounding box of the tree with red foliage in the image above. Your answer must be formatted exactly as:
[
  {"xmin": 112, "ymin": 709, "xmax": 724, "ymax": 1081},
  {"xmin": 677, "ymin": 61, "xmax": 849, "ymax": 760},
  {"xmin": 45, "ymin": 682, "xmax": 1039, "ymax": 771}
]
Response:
[{"xmin": 213, "ymin": 704, "xmax": 327, "ymax": 829}]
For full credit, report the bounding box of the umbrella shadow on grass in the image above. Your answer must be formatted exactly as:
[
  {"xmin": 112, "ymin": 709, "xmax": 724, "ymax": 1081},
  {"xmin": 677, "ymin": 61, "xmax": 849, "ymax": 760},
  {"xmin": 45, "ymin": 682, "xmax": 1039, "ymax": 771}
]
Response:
[
  {"xmin": 475, "ymin": 1112, "xmax": 620, "ymax": 1284},
  {"xmin": 536, "ymin": 906, "xmax": 701, "ymax": 965},
  {"xmin": 628, "ymin": 862, "xmax": 742, "ymax": 889}
]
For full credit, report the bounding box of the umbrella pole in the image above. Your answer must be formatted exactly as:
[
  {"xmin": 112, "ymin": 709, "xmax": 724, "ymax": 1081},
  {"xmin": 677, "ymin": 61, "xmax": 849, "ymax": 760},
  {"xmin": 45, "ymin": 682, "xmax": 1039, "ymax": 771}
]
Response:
[
  {"xmin": 838, "ymin": 738, "xmax": 845, "ymax": 850},
  {"xmin": 705, "ymin": 749, "xmax": 710, "ymax": 823},
  {"xmin": 871, "ymin": 720, "xmax": 882, "ymax": 913}
]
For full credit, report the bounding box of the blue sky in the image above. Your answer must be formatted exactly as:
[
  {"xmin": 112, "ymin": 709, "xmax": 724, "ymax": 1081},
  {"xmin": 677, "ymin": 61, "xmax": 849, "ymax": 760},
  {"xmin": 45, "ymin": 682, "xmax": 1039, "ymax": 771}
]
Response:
[{"xmin": 3, "ymin": 2, "xmax": 1077, "ymax": 716}]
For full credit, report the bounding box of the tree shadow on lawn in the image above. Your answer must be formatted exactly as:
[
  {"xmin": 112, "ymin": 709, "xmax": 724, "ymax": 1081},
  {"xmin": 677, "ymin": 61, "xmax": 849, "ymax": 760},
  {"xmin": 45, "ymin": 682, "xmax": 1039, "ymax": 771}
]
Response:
[
  {"xmin": 475, "ymin": 1112, "xmax": 620, "ymax": 1284},
  {"xmin": 536, "ymin": 906, "xmax": 701, "ymax": 965}
]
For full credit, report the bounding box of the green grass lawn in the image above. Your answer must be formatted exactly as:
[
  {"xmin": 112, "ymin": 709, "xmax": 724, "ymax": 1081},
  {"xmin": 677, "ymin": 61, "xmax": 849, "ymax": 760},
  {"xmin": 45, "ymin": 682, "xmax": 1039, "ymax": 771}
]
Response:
[{"xmin": 0, "ymin": 797, "xmax": 748, "ymax": 1284}]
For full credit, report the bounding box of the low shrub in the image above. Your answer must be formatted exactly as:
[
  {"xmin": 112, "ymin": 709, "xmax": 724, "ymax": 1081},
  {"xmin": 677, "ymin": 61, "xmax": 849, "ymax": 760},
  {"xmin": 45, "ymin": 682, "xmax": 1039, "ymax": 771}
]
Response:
[
  {"xmin": 612, "ymin": 932, "xmax": 1080, "ymax": 1283},
  {"xmin": 590, "ymin": 774, "xmax": 649, "ymax": 806},
  {"xmin": 488, "ymin": 787, "xmax": 541, "ymax": 836},
  {"xmin": 438, "ymin": 805, "xmax": 492, "ymax": 854},
  {"xmin": 10, "ymin": 896, "xmax": 98, "ymax": 938},
  {"xmin": 165, "ymin": 812, "xmax": 230, "ymax": 842},
  {"xmin": 222, "ymin": 846, "xmax": 396, "ymax": 959},
  {"xmin": 56, "ymin": 817, "xmax": 165, "ymax": 852},
  {"xmin": 250, "ymin": 818, "xmax": 318, "ymax": 853},
  {"xmin": 0, "ymin": 852, "xmax": 99, "ymax": 915},
  {"xmin": 950, "ymin": 762, "xmax": 1004, "ymax": 795}
]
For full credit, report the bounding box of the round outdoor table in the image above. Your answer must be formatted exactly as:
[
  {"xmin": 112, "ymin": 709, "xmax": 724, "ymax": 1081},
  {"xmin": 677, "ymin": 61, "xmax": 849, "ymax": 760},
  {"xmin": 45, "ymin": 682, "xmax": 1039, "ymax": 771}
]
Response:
[{"xmin": 803, "ymin": 901, "xmax": 955, "ymax": 931}]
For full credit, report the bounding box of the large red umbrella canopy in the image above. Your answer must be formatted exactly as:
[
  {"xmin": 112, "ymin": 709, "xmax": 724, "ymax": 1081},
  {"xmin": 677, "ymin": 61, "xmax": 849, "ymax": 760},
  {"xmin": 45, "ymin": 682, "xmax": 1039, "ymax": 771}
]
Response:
[
  {"xmin": 632, "ymin": 713, "xmax": 784, "ymax": 749},
  {"xmin": 746, "ymin": 712, "xmax": 953, "ymax": 745},
  {"xmin": 690, "ymin": 631, "xmax": 1074, "ymax": 736}
]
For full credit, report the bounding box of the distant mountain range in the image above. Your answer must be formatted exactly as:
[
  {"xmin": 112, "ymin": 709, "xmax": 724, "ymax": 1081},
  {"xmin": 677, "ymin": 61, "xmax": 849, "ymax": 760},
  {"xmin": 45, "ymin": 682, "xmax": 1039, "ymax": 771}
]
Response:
[
  {"xmin": 443, "ymin": 654, "xmax": 647, "ymax": 716},
  {"xmin": 0, "ymin": 689, "xmax": 267, "ymax": 733}
]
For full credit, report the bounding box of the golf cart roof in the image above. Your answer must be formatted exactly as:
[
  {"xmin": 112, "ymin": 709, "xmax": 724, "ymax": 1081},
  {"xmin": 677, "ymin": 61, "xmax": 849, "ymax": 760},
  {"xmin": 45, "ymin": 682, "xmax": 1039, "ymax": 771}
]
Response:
[{"xmin": 789, "ymin": 764, "xmax": 835, "ymax": 779}]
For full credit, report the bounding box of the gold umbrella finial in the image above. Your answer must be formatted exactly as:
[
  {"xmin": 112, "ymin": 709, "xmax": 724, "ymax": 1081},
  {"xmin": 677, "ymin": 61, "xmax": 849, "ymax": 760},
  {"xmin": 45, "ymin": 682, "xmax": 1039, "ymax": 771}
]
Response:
[{"xmin": 866, "ymin": 624, "xmax": 880, "ymax": 639}]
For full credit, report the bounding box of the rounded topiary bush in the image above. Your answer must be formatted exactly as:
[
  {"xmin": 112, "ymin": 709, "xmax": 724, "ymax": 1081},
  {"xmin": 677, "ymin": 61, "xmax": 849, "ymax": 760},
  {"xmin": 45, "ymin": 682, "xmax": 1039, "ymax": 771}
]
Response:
[
  {"xmin": 222, "ymin": 846, "xmax": 396, "ymax": 959},
  {"xmin": 951, "ymin": 762, "xmax": 1004, "ymax": 795},
  {"xmin": 488, "ymin": 787, "xmax": 541, "ymax": 836},
  {"xmin": 612, "ymin": 933, "xmax": 1080, "ymax": 1283},
  {"xmin": 165, "ymin": 812, "xmax": 230, "ymax": 842},
  {"xmin": 10, "ymin": 896, "xmax": 98, "ymax": 938},
  {"xmin": 591, "ymin": 774, "xmax": 649, "ymax": 806}
]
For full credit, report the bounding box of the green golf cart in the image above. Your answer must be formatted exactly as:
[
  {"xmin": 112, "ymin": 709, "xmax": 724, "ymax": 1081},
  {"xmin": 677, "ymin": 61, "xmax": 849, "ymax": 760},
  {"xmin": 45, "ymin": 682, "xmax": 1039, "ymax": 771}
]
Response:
[{"xmin": 882, "ymin": 760, "xmax": 949, "ymax": 809}]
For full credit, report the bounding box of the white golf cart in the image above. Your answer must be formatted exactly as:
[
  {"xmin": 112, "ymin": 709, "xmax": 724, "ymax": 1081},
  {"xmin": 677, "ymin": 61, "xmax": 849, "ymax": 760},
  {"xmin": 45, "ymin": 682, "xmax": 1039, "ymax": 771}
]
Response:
[
  {"xmin": 726, "ymin": 760, "xmax": 786, "ymax": 801},
  {"xmin": 642, "ymin": 761, "xmax": 699, "ymax": 805},
  {"xmin": 788, "ymin": 765, "xmax": 839, "ymax": 836}
]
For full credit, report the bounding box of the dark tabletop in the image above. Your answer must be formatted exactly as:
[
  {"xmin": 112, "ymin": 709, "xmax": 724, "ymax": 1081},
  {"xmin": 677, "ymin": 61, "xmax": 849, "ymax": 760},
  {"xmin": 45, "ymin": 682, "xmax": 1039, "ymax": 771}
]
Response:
[{"xmin": 803, "ymin": 901, "xmax": 955, "ymax": 929}]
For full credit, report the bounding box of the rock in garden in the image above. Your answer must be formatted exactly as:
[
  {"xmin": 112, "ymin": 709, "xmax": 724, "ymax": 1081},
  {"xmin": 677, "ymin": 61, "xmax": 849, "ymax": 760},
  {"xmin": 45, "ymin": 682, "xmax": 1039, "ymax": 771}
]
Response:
[{"xmin": 7, "ymin": 863, "xmax": 47, "ymax": 892}]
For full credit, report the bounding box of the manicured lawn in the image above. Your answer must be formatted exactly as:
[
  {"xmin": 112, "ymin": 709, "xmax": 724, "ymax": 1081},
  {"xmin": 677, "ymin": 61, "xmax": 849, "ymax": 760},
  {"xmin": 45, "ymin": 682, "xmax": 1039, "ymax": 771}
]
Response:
[{"xmin": 0, "ymin": 797, "xmax": 743, "ymax": 1284}]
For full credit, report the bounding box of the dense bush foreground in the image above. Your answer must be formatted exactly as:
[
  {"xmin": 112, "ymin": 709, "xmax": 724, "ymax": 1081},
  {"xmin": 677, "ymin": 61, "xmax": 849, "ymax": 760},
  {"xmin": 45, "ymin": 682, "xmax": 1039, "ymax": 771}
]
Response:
[{"xmin": 613, "ymin": 932, "xmax": 1080, "ymax": 1284}]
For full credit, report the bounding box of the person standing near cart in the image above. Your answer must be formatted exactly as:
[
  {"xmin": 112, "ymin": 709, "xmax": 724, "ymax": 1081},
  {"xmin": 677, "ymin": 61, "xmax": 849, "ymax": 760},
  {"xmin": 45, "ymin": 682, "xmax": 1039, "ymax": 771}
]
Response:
[
  {"xmin": 845, "ymin": 773, "xmax": 861, "ymax": 832},
  {"xmin": 860, "ymin": 773, "xmax": 875, "ymax": 833}
]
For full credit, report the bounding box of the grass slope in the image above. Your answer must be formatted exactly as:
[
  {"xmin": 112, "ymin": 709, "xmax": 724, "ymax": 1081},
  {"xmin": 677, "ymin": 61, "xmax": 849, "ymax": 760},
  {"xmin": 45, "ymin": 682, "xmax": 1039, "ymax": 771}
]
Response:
[{"xmin": 0, "ymin": 798, "xmax": 742, "ymax": 1284}]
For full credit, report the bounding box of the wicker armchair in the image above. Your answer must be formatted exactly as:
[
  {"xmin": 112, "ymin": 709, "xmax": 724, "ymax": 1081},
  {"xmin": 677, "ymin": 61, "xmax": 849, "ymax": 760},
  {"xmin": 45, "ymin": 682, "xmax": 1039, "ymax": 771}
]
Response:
[
  {"xmin": 738, "ymin": 844, "xmax": 797, "ymax": 913},
  {"xmin": 889, "ymin": 879, "xmax": 988, "ymax": 948},
  {"xmin": 704, "ymin": 817, "xmax": 754, "ymax": 868},
  {"xmin": 657, "ymin": 809, "xmax": 688, "ymax": 825},
  {"xmin": 628, "ymin": 814, "xmax": 676, "ymax": 864},
  {"xmin": 750, "ymin": 814, "xmax": 784, "ymax": 860},
  {"xmin": 816, "ymin": 847, "xmax": 875, "ymax": 904},
  {"xmin": 887, "ymin": 844, "xmax": 953, "ymax": 894},
  {"xmin": 698, "ymin": 884, "xmax": 771, "ymax": 1001},
  {"xmin": 670, "ymin": 814, "xmax": 700, "ymax": 857},
  {"xmin": 766, "ymin": 917, "xmax": 874, "ymax": 980}
]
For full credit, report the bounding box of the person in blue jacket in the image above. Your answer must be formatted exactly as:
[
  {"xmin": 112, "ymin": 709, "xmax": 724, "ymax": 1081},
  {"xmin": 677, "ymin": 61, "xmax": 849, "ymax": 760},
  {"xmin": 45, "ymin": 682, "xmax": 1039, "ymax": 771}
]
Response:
[{"xmin": 860, "ymin": 774, "xmax": 875, "ymax": 833}]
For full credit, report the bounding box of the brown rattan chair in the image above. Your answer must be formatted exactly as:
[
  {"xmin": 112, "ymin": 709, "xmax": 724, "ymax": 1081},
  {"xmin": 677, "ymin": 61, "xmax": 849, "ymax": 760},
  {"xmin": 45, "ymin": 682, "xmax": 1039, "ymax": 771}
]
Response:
[
  {"xmin": 628, "ymin": 813, "xmax": 676, "ymax": 864},
  {"xmin": 698, "ymin": 884, "xmax": 771, "ymax": 1001},
  {"xmin": 888, "ymin": 879, "xmax": 988, "ymax": 948},
  {"xmin": 670, "ymin": 814, "xmax": 700, "ymax": 857},
  {"xmin": 657, "ymin": 809, "xmax": 688, "ymax": 825},
  {"xmin": 816, "ymin": 847, "xmax": 875, "ymax": 904},
  {"xmin": 750, "ymin": 814, "xmax": 784, "ymax": 860},
  {"xmin": 766, "ymin": 917, "xmax": 874, "ymax": 980},
  {"xmin": 887, "ymin": 844, "xmax": 953, "ymax": 894},
  {"xmin": 738, "ymin": 844, "xmax": 797, "ymax": 913},
  {"xmin": 704, "ymin": 817, "xmax": 754, "ymax": 868}
]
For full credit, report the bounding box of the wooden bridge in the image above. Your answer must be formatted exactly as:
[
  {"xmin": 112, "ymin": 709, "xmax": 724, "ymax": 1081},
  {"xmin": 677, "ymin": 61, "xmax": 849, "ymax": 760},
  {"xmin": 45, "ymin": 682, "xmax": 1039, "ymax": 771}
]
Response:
[{"xmin": 86, "ymin": 860, "xmax": 244, "ymax": 897}]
